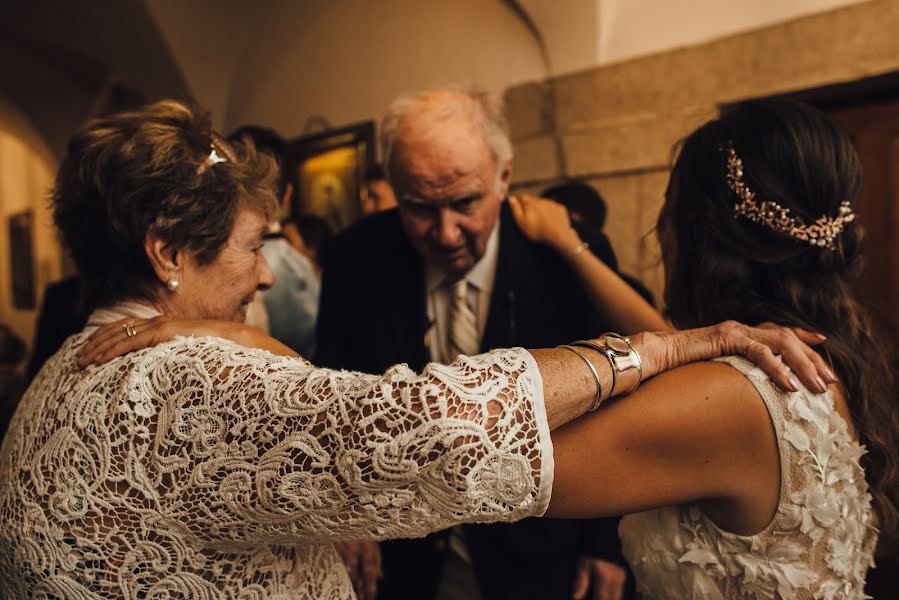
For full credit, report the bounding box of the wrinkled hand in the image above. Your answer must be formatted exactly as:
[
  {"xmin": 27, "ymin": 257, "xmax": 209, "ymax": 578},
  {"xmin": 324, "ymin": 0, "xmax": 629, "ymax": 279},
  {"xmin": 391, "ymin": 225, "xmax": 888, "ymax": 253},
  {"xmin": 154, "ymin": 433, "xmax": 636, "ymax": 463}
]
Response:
[
  {"xmin": 572, "ymin": 557, "xmax": 626, "ymax": 600},
  {"xmin": 509, "ymin": 194, "xmax": 582, "ymax": 252},
  {"xmin": 632, "ymin": 321, "xmax": 834, "ymax": 393},
  {"xmin": 76, "ymin": 316, "xmax": 296, "ymax": 367},
  {"xmin": 335, "ymin": 540, "xmax": 382, "ymax": 600}
]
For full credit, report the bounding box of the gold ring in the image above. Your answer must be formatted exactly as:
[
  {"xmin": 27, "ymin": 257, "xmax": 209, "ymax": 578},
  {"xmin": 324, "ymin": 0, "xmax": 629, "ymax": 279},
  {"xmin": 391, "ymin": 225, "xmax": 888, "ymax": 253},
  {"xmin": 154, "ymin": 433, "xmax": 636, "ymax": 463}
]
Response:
[{"xmin": 124, "ymin": 321, "xmax": 137, "ymax": 338}]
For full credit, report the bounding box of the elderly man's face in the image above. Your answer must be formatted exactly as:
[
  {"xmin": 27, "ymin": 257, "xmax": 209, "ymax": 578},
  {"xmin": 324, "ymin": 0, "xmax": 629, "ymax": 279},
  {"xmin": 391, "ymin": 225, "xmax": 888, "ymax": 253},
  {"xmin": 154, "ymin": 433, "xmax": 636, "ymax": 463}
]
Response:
[{"xmin": 390, "ymin": 119, "xmax": 510, "ymax": 277}]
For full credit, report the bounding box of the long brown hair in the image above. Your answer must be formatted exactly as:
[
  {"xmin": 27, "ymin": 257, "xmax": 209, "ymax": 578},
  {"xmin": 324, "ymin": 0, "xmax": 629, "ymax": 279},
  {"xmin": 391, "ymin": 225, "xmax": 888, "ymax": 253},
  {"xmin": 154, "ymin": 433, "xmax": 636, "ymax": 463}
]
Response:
[{"xmin": 659, "ymin": 99, "xmax": 899, "ymax": 537}]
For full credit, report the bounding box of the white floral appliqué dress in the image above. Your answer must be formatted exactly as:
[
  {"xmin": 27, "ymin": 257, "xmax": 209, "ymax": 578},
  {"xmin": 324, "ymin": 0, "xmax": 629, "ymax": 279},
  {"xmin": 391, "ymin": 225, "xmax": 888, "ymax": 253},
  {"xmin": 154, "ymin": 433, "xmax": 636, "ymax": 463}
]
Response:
[{"xmin": 619, "ymin": 356, "xmax": 877, "ymax": 599}]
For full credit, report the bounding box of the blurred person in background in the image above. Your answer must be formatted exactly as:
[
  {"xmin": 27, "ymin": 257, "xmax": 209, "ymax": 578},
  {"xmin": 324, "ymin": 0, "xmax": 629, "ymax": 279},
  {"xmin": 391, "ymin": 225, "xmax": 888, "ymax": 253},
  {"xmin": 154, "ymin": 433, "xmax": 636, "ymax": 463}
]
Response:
[
  {"xmin": 284, "ymin": 214, "xmax": 334, "ymax": 278},
  {"xmin": 362, "ymin": 163, "xmax": 398, "ymax": 215},
  {"xmin": 0, "ymin": 324, "xmax": 26, "ymax": 441}
]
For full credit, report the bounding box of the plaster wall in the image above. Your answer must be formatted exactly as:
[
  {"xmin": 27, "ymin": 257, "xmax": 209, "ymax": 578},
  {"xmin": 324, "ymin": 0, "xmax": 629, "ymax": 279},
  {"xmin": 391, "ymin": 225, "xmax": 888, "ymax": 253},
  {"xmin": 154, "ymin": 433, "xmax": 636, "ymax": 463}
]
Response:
[
  {"xmin": 0, "ymin": 96, "xmax": 60, "ymax": 349},
  {"xmin": 150, "ymin": 0, "xmax": 547, "ymax": 136},
  {"xmin": 597, "ymin": 0, "xmax": 871, "ymax": 67},
  {"xmin": 144, "ymin": 0, "xmax": 259, "ymax": 131},
  {"xmin": 226, "ymin": 0, "xmax": 547, "ymax": 136},
  {"xmin": 518, "ymin": 0, "xmax": 599, "ymax": 75}
]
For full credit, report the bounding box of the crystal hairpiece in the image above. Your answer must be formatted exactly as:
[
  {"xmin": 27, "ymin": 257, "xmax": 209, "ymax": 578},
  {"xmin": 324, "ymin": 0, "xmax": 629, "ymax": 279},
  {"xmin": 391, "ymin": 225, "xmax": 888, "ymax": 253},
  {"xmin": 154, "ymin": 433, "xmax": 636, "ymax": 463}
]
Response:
[
  {"xmin": 196, "ymin": 135, "xmax": 232, "ymax": 175},
  {"xmin": 721, "ymin": 142, "xmax": 855, "ymax": 250}
]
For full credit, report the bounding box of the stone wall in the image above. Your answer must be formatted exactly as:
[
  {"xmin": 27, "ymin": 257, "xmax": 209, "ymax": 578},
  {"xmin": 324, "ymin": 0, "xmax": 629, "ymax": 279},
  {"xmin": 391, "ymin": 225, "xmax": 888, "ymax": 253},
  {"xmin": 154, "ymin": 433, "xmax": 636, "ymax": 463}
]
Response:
[{"xmin": 505, "ymin": 0, "xmax": 899, "ymax": 305}]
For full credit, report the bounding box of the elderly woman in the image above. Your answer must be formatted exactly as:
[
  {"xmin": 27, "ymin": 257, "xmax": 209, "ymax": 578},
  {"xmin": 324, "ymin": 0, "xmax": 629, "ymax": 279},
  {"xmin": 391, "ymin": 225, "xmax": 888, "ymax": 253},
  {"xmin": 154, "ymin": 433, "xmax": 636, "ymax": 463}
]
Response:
[{"xmin": 0, "ymin": 100, "xmax": 827, "ymax": 598}]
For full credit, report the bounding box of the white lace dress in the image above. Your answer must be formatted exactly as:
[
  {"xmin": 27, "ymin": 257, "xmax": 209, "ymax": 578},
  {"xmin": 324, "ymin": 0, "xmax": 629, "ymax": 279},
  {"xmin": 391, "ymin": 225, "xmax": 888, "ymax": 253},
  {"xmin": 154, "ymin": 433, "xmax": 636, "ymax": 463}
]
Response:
[
  {"xmin": 0, "ymin": 304, "xmax": 554, "ymax": 598},
  {"xmin": 619, "ymin": 356, "xmax": 878, "ymax": 599}
]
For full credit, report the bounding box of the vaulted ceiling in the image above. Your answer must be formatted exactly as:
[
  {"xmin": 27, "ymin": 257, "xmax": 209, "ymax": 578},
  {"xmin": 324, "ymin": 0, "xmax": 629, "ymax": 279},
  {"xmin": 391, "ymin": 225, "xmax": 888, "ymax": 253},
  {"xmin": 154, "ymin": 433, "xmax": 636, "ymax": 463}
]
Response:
[{"xmin": 0, "ymin": 0, "xmax": 191, "ymax": 158}]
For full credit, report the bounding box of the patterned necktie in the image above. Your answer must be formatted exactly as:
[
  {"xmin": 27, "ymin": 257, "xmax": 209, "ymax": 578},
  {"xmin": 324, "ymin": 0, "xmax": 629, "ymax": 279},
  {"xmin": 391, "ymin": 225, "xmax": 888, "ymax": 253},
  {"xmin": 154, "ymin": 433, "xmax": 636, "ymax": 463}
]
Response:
[{"xmin": 447, "ymin": 278, "xmax": 479, "ymax": 362}]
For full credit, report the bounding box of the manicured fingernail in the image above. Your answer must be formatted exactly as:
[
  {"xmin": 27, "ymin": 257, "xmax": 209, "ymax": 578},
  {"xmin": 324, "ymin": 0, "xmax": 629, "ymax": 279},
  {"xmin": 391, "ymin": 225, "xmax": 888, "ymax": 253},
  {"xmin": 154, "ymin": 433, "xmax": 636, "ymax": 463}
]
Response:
[
  {"xmin": 816, "ymin": 376, "xmax": 828, "ymax": 393},
  {"xmin": 789, "ymin": 376, "xmax": 800, "ymax": 392},
  {"xmin": 825, "ymin": 367, "xmax": 837, "ymax": 382},
  {"xmin": 815, "ymin": 333, "xmax": 827, "ymax": 341}
]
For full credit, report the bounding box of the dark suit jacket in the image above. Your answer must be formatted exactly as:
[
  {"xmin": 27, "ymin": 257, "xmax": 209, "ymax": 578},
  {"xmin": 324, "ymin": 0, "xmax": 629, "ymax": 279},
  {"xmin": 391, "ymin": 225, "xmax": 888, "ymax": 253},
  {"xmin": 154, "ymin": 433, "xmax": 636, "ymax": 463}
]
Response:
[
  {"xmin": 316, "ymin": 204, "xmax": 628, "ymax": 600},
  {"xmin": 26, "ymin": 276, "xmax": 87, "ymax": 383}
]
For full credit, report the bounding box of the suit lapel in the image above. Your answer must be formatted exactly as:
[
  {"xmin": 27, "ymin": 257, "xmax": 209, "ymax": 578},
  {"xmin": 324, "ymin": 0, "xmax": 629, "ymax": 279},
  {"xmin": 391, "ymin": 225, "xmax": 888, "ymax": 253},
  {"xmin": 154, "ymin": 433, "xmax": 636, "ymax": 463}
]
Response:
[
  {"xmin": 390, "ymin": 220, "xmax": 431, "ymax": 371},
  {"xmin": 482, "ymin": 203, "xmax": 537, "ymax": 352}
]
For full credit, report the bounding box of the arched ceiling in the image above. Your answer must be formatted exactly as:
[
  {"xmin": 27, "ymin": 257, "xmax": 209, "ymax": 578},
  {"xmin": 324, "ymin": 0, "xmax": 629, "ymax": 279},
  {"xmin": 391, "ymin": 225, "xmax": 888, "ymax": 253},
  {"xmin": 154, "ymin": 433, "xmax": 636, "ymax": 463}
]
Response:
[{"xmin": 0, "ymin": 0, "xmax": 191, "ymax": 158}]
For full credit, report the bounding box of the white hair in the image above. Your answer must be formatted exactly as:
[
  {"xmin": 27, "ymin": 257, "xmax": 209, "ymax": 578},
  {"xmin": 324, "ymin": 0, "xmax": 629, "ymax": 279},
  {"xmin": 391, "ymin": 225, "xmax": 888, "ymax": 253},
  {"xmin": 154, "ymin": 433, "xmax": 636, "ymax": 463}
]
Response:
[{"xmin": 380, "ymin": 85, "xmax": 512, "ymax": 188}]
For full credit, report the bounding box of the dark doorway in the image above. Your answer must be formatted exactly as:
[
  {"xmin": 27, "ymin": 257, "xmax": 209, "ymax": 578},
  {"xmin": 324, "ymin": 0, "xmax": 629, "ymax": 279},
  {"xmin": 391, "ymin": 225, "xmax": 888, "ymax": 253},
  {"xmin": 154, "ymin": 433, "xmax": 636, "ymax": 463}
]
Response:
[{"xmin": 783, "ymin": 73, "xmax": 899, "ymax": 599}]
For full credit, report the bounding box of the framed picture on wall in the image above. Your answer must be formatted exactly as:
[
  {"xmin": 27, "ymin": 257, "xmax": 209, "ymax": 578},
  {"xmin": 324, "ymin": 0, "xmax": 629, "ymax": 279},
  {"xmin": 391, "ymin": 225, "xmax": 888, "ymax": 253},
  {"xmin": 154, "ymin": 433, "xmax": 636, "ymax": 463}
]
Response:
[
  {"xmin": 288, "ymin": 121, "xmax": 375, "ymax": 232},
  {"xmin": 8, "ymin": 210, "xmax": 36, "ymax": 310}
]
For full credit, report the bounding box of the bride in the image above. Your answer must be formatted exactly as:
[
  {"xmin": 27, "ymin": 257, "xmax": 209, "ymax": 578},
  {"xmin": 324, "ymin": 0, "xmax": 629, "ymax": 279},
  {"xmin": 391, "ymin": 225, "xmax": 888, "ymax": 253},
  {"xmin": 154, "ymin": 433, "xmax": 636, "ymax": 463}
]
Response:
[{"xmin": 509, "ymin": 98, "xmax": 897, "ymax": 598}]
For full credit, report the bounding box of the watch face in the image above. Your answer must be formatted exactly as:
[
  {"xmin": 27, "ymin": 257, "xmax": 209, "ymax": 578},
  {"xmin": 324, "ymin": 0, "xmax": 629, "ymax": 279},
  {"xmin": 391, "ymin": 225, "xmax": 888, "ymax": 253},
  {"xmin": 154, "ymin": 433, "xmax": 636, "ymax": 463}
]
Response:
[{"xmin": 605, "ymin": 335, "xmax": 631, "ymax": 355}]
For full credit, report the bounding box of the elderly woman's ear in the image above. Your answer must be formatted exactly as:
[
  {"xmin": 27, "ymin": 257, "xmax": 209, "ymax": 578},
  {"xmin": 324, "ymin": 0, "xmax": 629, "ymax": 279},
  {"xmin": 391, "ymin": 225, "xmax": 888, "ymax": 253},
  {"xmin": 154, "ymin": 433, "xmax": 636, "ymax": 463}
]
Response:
[{"xmin": 144, "ymin": 230, "xmax": 181, "ymax": 290}]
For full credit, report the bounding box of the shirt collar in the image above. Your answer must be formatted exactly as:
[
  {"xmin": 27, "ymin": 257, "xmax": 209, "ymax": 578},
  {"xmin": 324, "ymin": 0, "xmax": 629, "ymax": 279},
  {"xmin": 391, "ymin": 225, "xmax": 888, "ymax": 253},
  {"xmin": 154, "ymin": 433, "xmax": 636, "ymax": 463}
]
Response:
[{"xmin": 86, "ymin": 301, "xmax": 162, "ymax": 326}]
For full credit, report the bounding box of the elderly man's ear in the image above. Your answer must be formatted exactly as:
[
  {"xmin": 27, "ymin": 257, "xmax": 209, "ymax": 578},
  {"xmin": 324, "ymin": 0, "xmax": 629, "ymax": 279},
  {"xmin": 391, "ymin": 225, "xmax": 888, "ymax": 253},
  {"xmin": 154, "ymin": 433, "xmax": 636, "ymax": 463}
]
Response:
[
  {"xmin": 144, "ymin": 231, "xmax": 182, "ymax": 288},
  {"xmin": 500, "ymin": 159, "xmax": 512, "ymax": 198}
]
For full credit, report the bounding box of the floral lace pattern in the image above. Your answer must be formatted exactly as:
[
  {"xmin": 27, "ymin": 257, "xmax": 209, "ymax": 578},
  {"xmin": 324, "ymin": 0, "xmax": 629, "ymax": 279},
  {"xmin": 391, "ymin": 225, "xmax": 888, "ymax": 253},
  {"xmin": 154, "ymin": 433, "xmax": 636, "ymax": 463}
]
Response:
[
  {"xmin": 0, "ymin": 320, "xmax": 552, "ymax": 598},
  {"xmin": 619, "ymin": 356, "xmax": 877, "ymax": 599}
]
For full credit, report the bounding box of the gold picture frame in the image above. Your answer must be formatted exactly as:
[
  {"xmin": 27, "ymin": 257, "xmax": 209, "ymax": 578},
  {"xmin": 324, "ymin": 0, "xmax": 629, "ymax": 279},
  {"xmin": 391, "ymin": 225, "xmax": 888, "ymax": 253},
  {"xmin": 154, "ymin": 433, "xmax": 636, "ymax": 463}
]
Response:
[{"xmin": 288, "ymin": 121, "xmax": 375, "ymax": 232}]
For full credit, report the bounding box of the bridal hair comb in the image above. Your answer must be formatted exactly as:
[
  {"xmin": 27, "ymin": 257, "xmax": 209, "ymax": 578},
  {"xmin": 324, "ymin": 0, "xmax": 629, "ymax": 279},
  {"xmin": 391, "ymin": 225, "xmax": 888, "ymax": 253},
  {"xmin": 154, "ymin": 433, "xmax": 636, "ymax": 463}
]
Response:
[
  {"xmin": 721, "ymin": 142, "xmax": 855, "ymax": 250},
  {"xmin": 196, "ymin": 134, "xmax": 234, "ymax": 175}
]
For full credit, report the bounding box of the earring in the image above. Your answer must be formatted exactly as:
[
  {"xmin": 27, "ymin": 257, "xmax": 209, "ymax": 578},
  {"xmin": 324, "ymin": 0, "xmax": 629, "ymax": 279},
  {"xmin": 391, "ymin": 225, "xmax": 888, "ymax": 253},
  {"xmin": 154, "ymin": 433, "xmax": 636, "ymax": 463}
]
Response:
[{"xmin": 167, "ymin": 278, "xmax": 179, "ymax": 292}]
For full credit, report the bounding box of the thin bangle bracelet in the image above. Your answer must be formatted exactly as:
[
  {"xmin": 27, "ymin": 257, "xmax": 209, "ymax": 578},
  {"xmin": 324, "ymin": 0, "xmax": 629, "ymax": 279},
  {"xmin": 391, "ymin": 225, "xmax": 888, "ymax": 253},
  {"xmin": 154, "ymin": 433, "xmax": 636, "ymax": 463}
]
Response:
[
  {"xmin": 570, "ymin": 241, "xmax": 589, "ymax": 256},
  {"xmin": 571, "ymin": 340, "xmax": 616, "ymax": 396},
  {"xmin": 558, "ymin": 344, "xmax": 604, "ymax": 412}
]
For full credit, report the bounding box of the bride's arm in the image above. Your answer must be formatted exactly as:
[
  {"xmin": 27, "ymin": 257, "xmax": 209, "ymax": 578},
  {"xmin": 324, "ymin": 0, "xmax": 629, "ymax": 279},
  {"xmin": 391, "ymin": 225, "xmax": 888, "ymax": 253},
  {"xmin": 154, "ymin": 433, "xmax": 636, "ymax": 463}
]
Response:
[
  {"xmin": 546, "ymin": 360, "xmax": 779, "ymax": 533},
  {"xmin": 509, "ymin": 194, "xmax": 669, "ymax": 334}
]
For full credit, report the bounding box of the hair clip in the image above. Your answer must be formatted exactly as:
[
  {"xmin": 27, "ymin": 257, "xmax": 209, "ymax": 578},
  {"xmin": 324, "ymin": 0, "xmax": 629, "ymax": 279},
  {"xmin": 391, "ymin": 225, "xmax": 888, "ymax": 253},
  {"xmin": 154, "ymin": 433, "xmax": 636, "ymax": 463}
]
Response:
[
  {"xmin": 196, "ymin": 135, "xmax": 232, "ymax": 175},
  {"xmin": 721, "ymin": 142, "xmax": 855, "ymax": 250}
]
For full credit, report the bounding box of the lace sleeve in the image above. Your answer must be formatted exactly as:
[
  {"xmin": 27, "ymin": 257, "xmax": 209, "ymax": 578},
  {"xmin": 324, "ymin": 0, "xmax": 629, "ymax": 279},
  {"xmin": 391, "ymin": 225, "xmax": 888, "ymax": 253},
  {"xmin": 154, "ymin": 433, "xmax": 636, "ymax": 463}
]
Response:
[{"xmin": 120, "ymin": 337, "xmax": 553, "ymax": 546}]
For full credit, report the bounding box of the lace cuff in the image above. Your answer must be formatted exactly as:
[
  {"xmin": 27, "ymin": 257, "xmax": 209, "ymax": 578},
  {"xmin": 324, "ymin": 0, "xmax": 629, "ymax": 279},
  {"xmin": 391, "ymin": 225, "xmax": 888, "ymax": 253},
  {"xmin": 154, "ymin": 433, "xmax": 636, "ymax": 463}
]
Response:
[{"xmin": 521, "ymin": 348, "xmax": 554, "ymax": 517}]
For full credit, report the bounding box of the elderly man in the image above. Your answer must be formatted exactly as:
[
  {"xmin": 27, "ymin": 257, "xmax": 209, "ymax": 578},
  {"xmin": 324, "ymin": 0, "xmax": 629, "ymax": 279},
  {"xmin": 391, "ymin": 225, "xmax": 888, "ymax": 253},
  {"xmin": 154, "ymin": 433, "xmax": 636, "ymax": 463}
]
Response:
[{"xmin": 316, "ymin": 88, "xmax": 630, "ymax": 600}]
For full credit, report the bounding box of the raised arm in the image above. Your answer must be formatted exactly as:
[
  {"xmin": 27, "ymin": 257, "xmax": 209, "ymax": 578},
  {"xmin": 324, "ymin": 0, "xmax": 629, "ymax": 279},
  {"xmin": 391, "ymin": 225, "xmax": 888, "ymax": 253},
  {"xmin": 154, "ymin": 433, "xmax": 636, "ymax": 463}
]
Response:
[{"xmin": 509, "ymin": 195, "xmax": 669, "ymax": 334}]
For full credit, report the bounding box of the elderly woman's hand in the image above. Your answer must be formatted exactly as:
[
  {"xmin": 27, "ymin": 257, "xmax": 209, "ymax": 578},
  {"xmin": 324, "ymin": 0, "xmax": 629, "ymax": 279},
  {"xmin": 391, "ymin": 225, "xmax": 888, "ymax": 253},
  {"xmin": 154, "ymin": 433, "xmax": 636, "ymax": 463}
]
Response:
[
  {"xmin": 632, "ymin": 321, "xmax": 834, "ymax": 394},
  {"xmin": 76, "ymin": 317, "xmax": 300, "ymax": 367}
]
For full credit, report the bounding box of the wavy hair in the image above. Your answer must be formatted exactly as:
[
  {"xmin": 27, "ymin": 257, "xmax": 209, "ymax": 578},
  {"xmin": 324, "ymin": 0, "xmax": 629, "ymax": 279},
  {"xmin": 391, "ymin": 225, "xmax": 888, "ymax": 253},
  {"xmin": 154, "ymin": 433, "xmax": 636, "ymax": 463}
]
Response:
[
  {"xmin": 659, "ymin": 99, "xmax": 899, "ymax": 538},
  {"xmin": 53, "ymin": 100, "xmax": 279, "ymax": 310}
]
